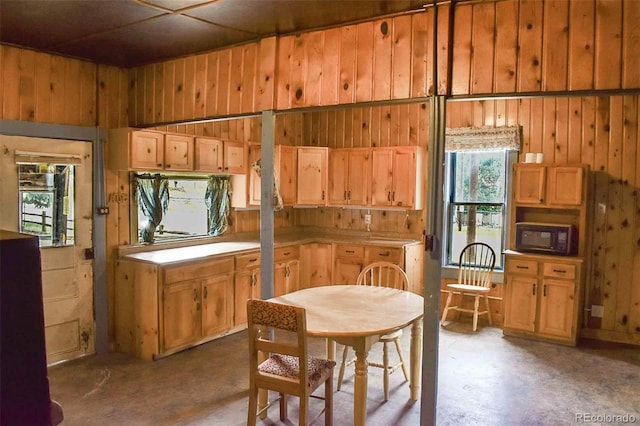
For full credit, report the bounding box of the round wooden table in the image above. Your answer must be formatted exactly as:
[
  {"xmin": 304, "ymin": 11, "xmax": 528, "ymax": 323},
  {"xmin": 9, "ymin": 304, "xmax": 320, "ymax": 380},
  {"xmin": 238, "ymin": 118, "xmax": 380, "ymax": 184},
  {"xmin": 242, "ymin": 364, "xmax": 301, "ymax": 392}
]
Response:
[{"xmin": 269, "ymin": 285, "xmax": 424, "ymax": 426}]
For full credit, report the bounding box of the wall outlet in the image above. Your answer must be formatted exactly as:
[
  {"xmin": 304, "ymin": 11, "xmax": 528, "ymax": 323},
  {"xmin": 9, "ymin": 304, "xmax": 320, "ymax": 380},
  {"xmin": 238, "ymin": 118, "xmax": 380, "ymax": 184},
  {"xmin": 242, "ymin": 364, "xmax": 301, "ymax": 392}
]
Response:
[
  {"xmin": 591, "ymin": 305, "xmax": 604, "ymax": 318},
  {"xmin": 364, "ymin": 214, "xmax": 372, "ymax": 225}
]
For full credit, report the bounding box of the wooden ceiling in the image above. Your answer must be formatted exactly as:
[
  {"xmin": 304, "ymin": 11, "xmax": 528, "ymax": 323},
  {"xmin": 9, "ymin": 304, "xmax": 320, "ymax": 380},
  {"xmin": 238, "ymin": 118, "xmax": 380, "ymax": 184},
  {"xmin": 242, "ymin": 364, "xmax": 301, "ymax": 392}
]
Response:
[{"xmin": 0, "ymin": 0, "xmax": 427, "ymax": 68}]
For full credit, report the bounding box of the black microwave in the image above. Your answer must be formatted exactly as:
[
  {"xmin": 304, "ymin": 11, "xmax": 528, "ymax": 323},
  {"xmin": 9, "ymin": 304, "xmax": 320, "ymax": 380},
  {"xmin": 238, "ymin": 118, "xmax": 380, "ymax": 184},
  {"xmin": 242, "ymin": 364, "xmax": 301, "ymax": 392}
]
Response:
[{"xmin": 515, "ymin": 222, "xmax": 577, "ymax": 256}]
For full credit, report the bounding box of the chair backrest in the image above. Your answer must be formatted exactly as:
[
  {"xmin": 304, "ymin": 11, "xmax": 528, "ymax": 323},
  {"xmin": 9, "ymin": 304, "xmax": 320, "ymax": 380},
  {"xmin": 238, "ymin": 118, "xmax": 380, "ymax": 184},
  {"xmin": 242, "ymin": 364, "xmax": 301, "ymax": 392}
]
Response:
[
  {"xmin": 247, "ymin": 299, "xmax": 308, "ymax": 389},
  {"xmin": 356, "ymin": 261, "xmax": 408, "ymax": 290},
  {"xmin": 457, "ymin": 242, "xmax": 496, "ymax": 288}
]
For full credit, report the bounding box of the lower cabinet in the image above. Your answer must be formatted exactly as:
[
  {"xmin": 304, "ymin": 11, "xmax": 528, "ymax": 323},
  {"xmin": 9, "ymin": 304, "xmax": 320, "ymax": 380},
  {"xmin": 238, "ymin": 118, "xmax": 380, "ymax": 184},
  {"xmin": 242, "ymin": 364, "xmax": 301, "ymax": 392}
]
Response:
[
  {"xmin": 300, "ymin": 243, "xmax": 334, "ymax": 288},
  {"xmin": 503, "ymin": 252, "xmax": 582, "ymax": 345},
  {"xmin": 274, "ymin": 246, "xmax": 299, "ymax": 296},
  {"xmin": 162, "ymin": 258, "xmax": 233, "ymax": 353},
  {"xmin": 115, "ymin": 256, "xmax": 235, "ymax": 360},
  {"xmin": 233, "ymin": 252, "xmax": 261, "ymax": 327},
  {"xmin": 334, "ymin": 244, "xmax": 366, "ymax": 284}
]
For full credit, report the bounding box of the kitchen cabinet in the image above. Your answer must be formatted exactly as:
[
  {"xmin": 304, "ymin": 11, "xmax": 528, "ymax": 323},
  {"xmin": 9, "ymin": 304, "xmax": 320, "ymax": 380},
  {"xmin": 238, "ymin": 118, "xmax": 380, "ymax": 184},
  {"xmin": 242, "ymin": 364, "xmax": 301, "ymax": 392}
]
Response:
[
  {"xmin": 233, "ymin": 252, "xmax": 261, "ymax": 327},
  {"xmin": 371, "ymin": 147, "xmax": 425, "ymax": 209},
  {"xmin": 328, "ymin": 148, "xmax": 371, "ymax": 206},
  {"xmin": 274, "ymin": 246, "xmax": 300, "ymax": 296},
  {"xmin": 334, "ymin": 244, "xmax": 366, "ymax": 284},
  {"xmin": 299, "ymin": 243, "xmax": 333, "ymax": 288},
  {"xmin": 248, "ymin": 144, "xmax": 297, "ymax": 207},
  {"xmin": 114, "ymin": 255, "xmax": 235, "ymax": 360},
  {"xmin": 194, "ymin": 137, "xmax": 246, "ymax": 174},
  {"xmin": 108, "ymin": 128, "xmax": 194, "ymax": 171},
  {"xmin": 503, "ymin": 252, "xmax": 582, "ymax": 345},
  {"xmin": 297, "ymin": 147, "xmax": 328, "ymax": 206},
  {"xmin": 162, "ymin": 258, "xmax": 233, "ymax": 352},
  {"xmin": 514, "ymin": 164, "xmax": 585, "ymax": 206}
]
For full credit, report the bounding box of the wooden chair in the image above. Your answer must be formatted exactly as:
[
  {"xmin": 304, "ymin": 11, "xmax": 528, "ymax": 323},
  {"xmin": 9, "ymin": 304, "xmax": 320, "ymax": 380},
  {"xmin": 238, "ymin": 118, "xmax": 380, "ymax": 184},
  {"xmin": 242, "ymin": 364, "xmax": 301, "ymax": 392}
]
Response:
[
  {"xmin": 336, "ymin": 261, "xmax": 410, "ymax": 401},
  {"xmin": 247, "ymin": 299, "xmax": 335, "ymax": 426},
  {"xmin": 441, "ymin": 242, "xmax": 496, "ymax": 332}
]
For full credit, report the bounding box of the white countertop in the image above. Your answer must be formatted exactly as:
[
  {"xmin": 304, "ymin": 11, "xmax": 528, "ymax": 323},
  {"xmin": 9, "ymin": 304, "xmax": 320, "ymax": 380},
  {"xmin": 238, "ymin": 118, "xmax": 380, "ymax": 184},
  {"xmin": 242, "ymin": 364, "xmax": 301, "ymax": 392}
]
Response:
[{"xmin": 124, "ymin": 241, "xmax": 260, "ymax": 265}]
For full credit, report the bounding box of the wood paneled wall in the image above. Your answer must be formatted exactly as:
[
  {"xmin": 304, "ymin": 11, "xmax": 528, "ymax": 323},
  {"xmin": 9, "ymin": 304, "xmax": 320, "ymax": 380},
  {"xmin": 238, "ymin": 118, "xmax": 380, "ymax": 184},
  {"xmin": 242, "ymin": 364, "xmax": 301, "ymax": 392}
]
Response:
[
  {"xmin": 0, "ymin": 45, "xmax": 128, "ymax": 128},
  {"xmin": 447, "ymin": 95, "xmax": 640, "ymax": 343},
  {"xmin": 451, "ymin": 0, "xmax": 640, "ymax": 95}
]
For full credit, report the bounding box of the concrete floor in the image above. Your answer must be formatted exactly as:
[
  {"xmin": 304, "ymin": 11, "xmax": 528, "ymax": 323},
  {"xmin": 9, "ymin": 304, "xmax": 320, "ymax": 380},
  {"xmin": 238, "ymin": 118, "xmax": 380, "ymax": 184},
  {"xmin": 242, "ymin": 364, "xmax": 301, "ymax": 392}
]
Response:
[{"xmin": 48, "ymin": 323, "xmax": 640, "ymax": 426}]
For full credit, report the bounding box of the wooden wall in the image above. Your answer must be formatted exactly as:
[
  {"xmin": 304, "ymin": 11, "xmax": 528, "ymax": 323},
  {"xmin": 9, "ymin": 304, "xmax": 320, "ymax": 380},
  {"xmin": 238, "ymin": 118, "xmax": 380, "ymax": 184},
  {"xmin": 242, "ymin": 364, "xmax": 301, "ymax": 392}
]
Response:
[
  {"xmin": 447, "ymin": 96, "xmax": 640, "ymax": 343},
  {"xmin": 451, "ymin": 0, "xmax": 640, "ymax": 95},
  {"xmin": 0, "ymin": 45, "xmax": 128, "ymax": 128}
]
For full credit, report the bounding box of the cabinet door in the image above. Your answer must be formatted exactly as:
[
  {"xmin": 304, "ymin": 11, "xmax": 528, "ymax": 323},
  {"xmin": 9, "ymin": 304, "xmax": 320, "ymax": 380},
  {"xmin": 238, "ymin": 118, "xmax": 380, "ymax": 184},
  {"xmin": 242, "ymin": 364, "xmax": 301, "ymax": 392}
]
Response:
[
  {"xmin": 538, "ymin": 278, "xmax": 575, "ymax": 338},
  {"xmin": 234, "ymin": 268, "xmax": 259, "ymax": 326},
  {"xmin": 278, "ymin": 146, "xmax": 297, "ymax": 206},
  {"xmin": 328, "ymin": 149, "xmax": 349, "ymax": 205},
  {"xmin": 201, "ymin": 273, "xmax": 233, "ymax": 337},
  {"xmin": 546, "ymin": 166, "xmax": 583, "ymax": 206},
  {"xmin": 164, "ymin": 134, "xmax": 194, "ymax": 171},
  {"xmin": 274, "ymin": 262, "xmax": 288, "ymax": 297},
  {"xmin": 347, "ymin": 149, "xmax": 371, "ymax": 205},
  {"xmin": 514, "ymin": 165, "xmax": 546, "ymax": 204},
  {"xmin": 334, "ymin": 258, "xmax": 364, "ymax": 284},
  {"xmin": 391, "ymin": 148, "xmax": 417, "ymax": 207},
  {"xmin": 194, "ymin": 137, "xmax": 223, "ymax": 172},
  {"xmin": 297, "ymin": 147, "xmax": 328, "ymax": 205},
  {"xmin": 130, "ymin": 130, "xmax": 164, "ymax": 170},
  {"xmin": 248, "ymin": 144, "xmax": 262, "ymax": 206},
  {"xmin": 503, "ymin": 275, "xmax": 537, "ymax": 332},
  {"xmin": 371, "ymin": 148, "xmax": 394, "ymax": 207},
  {"xmin": 300, "ymin": 243, "xmax": 333, "ymax": 288},
  {"xmin": 163, "ymin": 281, "xmax": 199, "ymax": 350},
  {"xmin": 223, "ymin": 140, "xmax": 247, "ymax": 174},
  {"xmin": 286, "ymin": 260, "xmax": 299, "ymax": 294}
]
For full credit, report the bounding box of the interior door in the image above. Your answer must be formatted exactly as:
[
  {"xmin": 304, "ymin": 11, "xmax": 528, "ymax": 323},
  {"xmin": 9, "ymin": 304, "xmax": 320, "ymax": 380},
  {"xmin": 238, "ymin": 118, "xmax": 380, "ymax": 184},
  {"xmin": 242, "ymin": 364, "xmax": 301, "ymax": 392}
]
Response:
[{"xmin": 0, "ymin": 135, "xmax": 94, "ymax": 365}]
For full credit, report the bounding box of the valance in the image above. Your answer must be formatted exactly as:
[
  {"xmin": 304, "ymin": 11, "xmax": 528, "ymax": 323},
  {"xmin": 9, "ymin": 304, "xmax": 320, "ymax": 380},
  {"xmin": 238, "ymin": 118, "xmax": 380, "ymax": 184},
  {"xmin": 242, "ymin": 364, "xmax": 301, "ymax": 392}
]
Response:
[{"xmin": 445, "ymin": 126, "xmax": 521, "ymax": 152}]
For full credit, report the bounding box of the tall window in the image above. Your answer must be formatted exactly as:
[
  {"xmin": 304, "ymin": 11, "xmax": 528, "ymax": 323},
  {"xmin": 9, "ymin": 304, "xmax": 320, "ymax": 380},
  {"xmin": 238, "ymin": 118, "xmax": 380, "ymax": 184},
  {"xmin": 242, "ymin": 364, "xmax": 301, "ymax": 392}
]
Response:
[
  {"xmin": 443, "ymin": 126, "xmax": 521, "ymax": 270},
  {"xmin": 445, "ymin": 151, "xmax": 507, "ymax": 268}
]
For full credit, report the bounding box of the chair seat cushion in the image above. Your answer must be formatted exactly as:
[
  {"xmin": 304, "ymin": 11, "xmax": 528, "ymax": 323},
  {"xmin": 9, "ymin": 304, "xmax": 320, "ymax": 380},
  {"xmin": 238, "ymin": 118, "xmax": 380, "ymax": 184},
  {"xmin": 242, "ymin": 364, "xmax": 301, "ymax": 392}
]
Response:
[
  {"xmin": 259, "ymin": 354, "xmax": 336, "ymax": 389},
  {"xmin": 447, "ymin": 283, "xmax": 490, "ymax": 293}
]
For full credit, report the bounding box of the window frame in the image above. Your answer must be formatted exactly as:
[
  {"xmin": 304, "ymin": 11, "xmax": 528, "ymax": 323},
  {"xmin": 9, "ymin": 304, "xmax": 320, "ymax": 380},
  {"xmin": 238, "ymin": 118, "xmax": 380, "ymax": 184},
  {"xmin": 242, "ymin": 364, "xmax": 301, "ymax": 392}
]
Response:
[
  {"xmin": 442, "ymin": 149, "xmax": 517, "ymax": 272},
  {"xmin": 131, "ymin": 173, "xmax": 215, "ymax": 244}
]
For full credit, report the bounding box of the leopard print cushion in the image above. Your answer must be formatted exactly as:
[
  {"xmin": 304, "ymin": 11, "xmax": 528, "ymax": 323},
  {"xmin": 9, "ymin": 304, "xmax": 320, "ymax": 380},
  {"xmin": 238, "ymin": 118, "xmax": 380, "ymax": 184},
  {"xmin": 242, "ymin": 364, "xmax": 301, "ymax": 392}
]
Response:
[
  {"xmin": 259, "ymin": 354, "xmax": 336, "ymax": 388},
  {"xmin": 251, "ymin": 300, "xmax": 298, "ymax": 332}
]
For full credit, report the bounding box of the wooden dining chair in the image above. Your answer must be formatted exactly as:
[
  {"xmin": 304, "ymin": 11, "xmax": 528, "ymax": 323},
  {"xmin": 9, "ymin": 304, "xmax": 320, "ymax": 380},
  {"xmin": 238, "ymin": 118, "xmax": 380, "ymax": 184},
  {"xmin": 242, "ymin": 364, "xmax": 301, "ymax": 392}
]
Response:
[
  {"xmin": 441, "ymin": 242, "xmax": 496, "ymax": 332},
  {"xmin": 336, "ymin": 261, "xmax": 410, "ymax": 401},
  {"xmin": 246, "ymin": 299, "xmax": 335, "ymax": 426}
]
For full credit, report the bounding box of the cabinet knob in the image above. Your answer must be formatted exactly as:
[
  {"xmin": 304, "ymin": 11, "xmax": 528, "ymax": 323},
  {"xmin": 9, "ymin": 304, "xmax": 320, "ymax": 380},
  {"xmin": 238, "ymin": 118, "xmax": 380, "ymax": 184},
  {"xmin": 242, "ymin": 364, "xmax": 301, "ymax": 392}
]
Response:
[{"xmin": 532, "ymin": 283, "xmax": 536, "ymax": 296}]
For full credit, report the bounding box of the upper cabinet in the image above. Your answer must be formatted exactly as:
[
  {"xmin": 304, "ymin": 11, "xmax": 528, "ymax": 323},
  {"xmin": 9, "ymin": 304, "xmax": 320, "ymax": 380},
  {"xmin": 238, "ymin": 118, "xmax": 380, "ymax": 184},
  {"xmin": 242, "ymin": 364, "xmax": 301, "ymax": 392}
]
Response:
[
  {"xmin": 194, "ymin": 137, "xmax": 247, "ymax": 174},
  {"xmin": 328, "ymin": 148, "xmax": 371, "ymax": 206},
  {"xmin": 514, "ymin": 164, "xmax": 585, "ymax": 206},
  {"xmin": 109, "ymin": 129, "xmax": 195, "ymax": 171},
  {"xmin": 108, "ymin": 129, "xmax": 248, "ymax": 174},
  {"xmin": 246, "ymin": 144, "xmax": 298, "ymax": 207},
  {"xmin": 371, "ymin": 147, "xmax": 425, "ymax": 209},
  {"xmin": 297, "ymin": 147, "xmax": 328, "ymax": 206}
]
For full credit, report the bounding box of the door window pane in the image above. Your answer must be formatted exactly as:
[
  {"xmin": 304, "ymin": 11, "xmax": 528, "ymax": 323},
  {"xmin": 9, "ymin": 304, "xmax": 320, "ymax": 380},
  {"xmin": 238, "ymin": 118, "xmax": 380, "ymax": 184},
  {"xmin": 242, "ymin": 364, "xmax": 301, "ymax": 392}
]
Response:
[{"xmin": 19, "ymin": 164, "xmax": 75, "ymax": 247}]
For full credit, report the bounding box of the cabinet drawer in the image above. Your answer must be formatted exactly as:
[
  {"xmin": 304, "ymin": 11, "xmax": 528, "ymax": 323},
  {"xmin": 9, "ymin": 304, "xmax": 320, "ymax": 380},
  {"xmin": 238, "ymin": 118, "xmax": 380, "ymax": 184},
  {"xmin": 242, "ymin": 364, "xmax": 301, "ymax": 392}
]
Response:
[
  {"xmin": 506, "ymin": 259, "xmax": 538, "ymax": 276},
  {"xmin": 274, "ymin": 246, "xmax": 300, "ymax": 262},
  {"xmin": 366, "ymin": 246, "xmax": 403, "ymax": 263},
  {"xmin": 543, "ymin": 262, "xmax": 576, "ymax": 280},
  {"xmin": 335, "ymin": 244, "xmax": 365, "ymax": 259},
  {"xmin": 164, "ymin": 257, "xmax": 234, "ymax": 284},
  {"xmin": 235, "ymin": 252, "xmax": 261, "ymax": 269}
]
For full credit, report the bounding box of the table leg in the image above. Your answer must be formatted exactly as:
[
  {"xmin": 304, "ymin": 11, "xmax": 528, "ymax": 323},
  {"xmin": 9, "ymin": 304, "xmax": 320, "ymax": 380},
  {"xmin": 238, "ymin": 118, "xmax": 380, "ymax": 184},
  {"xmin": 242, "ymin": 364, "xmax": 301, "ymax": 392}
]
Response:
[
  {"xmin": 410, "ymin": 319, "xmax": 423, "ymax": 400},
  {"xmin": 326, "ymin": 338, "xmax": 336, "ymax": 361},
  {"xmin": 353, "ymin": 348, "xmax": 369, "ymax": 426}
]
